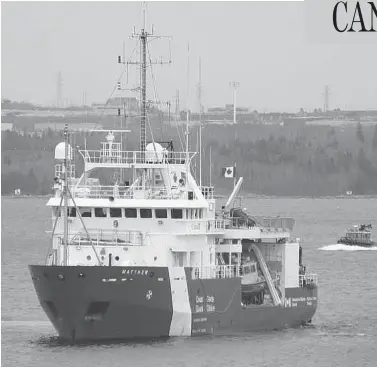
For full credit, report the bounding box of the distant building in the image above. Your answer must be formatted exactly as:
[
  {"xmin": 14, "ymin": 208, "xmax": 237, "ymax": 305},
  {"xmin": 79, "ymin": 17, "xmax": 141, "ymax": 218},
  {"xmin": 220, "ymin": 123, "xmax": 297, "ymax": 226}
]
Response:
[
  {"xmin": 93, "ymin": 97, "xmax": 139, "ymax": 112},
  {"xmin": 34, "ymin": 122, "xmax": 103, "ymax": 132},
  {"xmin": 207, "ymin": 104, "xmax": 248, "ymax": 115},
  {"xmin": 1, "ymin": 122, "xmax": 14, "ymax": 131}
]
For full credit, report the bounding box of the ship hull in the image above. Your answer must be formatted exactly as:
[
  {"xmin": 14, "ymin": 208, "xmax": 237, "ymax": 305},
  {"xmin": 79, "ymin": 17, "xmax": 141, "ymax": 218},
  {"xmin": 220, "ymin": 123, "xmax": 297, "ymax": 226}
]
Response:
[
  {"xmin": 337, "ymin": 239, "xmax": 376, "ymax": 247},
  {"xmin": 29, "ymin": 265, "xmax": 318, "ymax": 341}
]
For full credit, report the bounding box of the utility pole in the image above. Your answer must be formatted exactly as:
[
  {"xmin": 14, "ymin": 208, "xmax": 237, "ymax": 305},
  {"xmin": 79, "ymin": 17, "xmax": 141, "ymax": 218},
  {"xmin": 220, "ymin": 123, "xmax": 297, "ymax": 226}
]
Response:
[
  {"xmin": 323, "ymin": 85, "xmax": 330, "ymax": 112},
  {"xmin": 57, "ymin": 72, "xmax": 63, "ymax": 108},
  {"xmin": 175, "ymin": 89, "xmax": 180, "ymax": 119},
  {"xmin": 230, "ymin": 81, "xmax": 240, "ymax": 124}
]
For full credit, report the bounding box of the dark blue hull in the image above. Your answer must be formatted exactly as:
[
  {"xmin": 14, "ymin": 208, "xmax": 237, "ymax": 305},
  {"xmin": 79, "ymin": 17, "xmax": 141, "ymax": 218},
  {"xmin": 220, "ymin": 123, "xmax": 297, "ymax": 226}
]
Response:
[{"xmin": 29, "ymin": 265, "xmax": 318, "ymax": 341}]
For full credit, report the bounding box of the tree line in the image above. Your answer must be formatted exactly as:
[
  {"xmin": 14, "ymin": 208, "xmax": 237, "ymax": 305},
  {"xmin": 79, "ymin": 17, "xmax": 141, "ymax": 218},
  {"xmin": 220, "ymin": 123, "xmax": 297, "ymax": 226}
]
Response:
[{"xmin": 2, "ymin": 122, "xmax": 377, "ymax": 196}]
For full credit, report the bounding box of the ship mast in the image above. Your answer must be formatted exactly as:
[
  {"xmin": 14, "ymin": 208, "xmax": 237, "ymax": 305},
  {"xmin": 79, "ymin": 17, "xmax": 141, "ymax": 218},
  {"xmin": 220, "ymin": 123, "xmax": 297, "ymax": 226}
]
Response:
[
  {"xmin": 198, "ymin": 57, "xmax": 202, "ymax": 187},
  {"xmin": 125, "ymin": 2, "xmax": 172, "ymax": 162},
  {"xmin": 63, "ymin": 123, "xmax": 69, "ymax": 266},
  {"xmin": 140, "ymin": 27, "xmax": 147, "ymax": 159}
]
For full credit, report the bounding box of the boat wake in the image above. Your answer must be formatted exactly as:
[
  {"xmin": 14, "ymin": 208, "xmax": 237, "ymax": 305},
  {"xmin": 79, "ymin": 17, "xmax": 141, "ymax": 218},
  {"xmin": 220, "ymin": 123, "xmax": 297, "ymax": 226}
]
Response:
[
  {"xmin": 316, "ymin": 331, "xmax": 368, "ymax": 338},
  {"xmin": 318, "ymin": 244, "xmax": 377, "ymax": 251}
]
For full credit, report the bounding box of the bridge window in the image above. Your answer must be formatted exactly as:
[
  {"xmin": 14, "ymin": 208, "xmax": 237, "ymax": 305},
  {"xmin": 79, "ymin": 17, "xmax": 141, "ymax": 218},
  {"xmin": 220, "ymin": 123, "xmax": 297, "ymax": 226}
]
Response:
[
  {"xmin": 80, "ymin": 207, "xmax": 92, "ymax": 217},
  {"xmin": 171, "ymin": 209, "xmax": 183, "ymax": 219},
  {"xmin": 110, "ymin": 208, "xmax": 122, "ymax": 218},
  {"xmin": 95, "ymin": 208, "xmax": 107, "ymax": 218},
  {"xmin": 124, "ymin": 208, "xmax": 137, "ymax": 218},
  {"xmin": 140, "ymin": 209, "xmax": 152, "ymax": 218},
  {"xmin": 155, "ymin": 209, "xmax": 168, "ymax": 218}
]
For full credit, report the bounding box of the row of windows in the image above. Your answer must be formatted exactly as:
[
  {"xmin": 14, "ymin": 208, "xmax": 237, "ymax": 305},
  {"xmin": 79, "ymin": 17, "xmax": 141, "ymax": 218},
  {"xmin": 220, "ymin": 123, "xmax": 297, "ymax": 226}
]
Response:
[{"xmin": 54, "ymin": 207, "xmax": 204, "ymax": 220}]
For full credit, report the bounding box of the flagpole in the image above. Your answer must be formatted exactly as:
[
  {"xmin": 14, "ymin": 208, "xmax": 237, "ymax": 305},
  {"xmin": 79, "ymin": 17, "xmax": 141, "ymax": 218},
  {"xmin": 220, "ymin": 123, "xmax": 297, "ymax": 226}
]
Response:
[
  {"xmin": 233, "ymin": 162, "xmax": 237, "ymax": 188},
  {"xmin": 230, "ymin": 82, "xmax": 239, "ymax": 190}
]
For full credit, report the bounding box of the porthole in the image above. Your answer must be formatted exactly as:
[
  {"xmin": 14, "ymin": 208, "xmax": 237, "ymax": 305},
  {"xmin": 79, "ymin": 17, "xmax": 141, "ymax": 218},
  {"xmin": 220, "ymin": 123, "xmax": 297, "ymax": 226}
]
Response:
[
  {"xmin": 87, "ymin": 255, "xmax": 92, "ymax": 261},
  {"xmin": 115, "ymin": 256, "xmax": 120, "ymax": 261}
]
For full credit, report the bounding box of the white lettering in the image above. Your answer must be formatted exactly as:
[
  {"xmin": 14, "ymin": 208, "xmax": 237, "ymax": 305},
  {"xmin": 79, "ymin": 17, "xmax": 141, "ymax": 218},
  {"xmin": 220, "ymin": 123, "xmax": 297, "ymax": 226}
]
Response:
[
  {"xmin": 121, "ymin": 269, "xmax": 149, "ymax": 276},
  {"xmin": 285, "ymin": 296, "xmax": 317, "ymax": 308},
  {"xmin": 195, "ymin": 305, "xmax": 204, "ymax": 313},
  {"xmin": 206, "ymin": 295, "xmax": 214, "ymax": 303},
  {"xmin": 196, "ymin": 295, "xmax": 203, "ymax": 303},
  {"xmin": 193, "ymin": 317, "xmax": 207, "ymax": 323},
  {"xmin": 206, "ymin": 304, "xmax": 215, "ymax": 312}
]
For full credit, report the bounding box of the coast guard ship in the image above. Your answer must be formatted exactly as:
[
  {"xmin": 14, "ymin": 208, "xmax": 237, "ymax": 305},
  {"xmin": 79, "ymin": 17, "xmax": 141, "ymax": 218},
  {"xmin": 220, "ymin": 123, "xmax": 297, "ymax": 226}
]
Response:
[{"xmin": 29, "ymin": 14, "xmax": 318, "ymax": 342}]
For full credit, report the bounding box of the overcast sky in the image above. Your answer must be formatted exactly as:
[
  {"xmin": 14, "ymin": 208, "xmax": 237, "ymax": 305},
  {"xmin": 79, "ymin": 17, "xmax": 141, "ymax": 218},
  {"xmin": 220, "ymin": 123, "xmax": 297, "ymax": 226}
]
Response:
[{"xmin": 2, "ymin": 1, "xmax": 376, "ymax": 112}]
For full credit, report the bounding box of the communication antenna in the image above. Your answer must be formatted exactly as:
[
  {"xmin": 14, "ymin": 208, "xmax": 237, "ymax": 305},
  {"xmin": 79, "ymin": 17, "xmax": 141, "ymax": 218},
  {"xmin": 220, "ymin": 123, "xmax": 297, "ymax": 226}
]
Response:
[
  {"xmin": 62, "ymin": 124, "xmax": 69, "ymax": 265},
  {"xmin": 118, "ymin": 1, "xmax": 172, "ymax": 161},
  {"xmin": 198, "ymin": 58, "xmax": 203, "ymax": 186}
]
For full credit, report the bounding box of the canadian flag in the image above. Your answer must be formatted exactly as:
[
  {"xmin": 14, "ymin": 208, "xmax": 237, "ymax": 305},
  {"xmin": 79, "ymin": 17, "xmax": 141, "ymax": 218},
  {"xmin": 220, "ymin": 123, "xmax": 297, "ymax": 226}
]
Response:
[{"xmin": 222, "ymin": 166, "xmax": 236, "ymax": 178}]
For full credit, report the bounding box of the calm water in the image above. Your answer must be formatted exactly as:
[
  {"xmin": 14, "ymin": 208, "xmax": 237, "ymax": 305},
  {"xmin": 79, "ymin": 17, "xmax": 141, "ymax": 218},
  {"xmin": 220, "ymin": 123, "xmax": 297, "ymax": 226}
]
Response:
[{"xmin": 1, "ymin": 197, "xmax": 377, "ymax": 367}]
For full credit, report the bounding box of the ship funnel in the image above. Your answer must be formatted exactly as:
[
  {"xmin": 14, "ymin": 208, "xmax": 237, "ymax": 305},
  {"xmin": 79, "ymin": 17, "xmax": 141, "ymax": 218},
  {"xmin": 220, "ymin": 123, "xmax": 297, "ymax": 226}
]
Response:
[{"xmin": 54, "ymin": 142, "xmax": 73, "ymax": 160}]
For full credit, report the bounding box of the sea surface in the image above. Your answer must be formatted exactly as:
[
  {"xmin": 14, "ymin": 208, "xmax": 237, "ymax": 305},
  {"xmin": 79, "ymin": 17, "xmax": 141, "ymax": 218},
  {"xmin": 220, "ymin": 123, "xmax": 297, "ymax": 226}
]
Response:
[{"xmin": 1, "ymin": 196, "xmax": 377, "ymax": 367}]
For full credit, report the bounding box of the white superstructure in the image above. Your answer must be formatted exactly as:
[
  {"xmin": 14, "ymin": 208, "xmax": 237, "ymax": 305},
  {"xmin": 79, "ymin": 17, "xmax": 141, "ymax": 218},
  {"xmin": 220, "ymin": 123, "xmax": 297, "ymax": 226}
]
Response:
[{"xmin": 47, "ymin": 127, "xmax": 317, "ymax": 306}]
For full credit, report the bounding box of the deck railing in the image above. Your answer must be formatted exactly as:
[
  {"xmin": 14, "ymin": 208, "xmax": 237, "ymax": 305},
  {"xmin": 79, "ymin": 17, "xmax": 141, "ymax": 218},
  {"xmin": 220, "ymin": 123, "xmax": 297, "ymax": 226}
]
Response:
[
  {"xmin": 217, "ymin": 215, "xmax": 294, "ymax": 232},
  {"xmin": 79, "ymin": 149, "xmax": 196, "ymax": 165},
  {"xmin": 56, "ymin": 229, "xmax": 143, "ymax": 247},
  {"xmin": 191, "ymin": 265, "xmax": 242, "ymax": 280},
  {"xmin": 200, "ymin": 186, "xmax": 215, "ymax": 200},
  {"xmin": 69, "ymin": 185, "xmax": 192, "ymax": 200},
  {"xmin": 207, "ymin": 220, "xmax": 226, "ymax": 232},
  {"xmin": 299, "ymin": 273, "xmax": 318, "ymax": 287}
]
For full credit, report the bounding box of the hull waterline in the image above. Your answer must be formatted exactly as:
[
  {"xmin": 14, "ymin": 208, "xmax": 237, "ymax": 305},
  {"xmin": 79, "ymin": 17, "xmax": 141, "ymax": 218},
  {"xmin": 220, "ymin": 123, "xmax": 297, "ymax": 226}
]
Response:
[{"xmin": 337, "ymin": 239, "xmax": 376, "ymax": 248}]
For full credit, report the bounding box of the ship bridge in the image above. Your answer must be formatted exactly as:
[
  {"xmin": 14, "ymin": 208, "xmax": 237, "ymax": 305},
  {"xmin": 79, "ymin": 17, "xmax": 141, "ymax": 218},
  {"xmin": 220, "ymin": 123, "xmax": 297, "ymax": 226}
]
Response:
[{"xmin": 53, "ymin": 132, "xmax": 212, "ymax": 204}]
